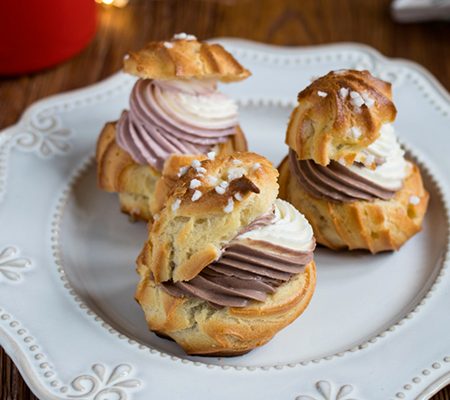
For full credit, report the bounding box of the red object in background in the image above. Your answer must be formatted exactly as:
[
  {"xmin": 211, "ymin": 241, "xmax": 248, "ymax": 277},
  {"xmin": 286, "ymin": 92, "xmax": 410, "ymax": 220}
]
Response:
[{"xmin": 0, "ymin": 0, "xmax": 97, "ymax": 75}]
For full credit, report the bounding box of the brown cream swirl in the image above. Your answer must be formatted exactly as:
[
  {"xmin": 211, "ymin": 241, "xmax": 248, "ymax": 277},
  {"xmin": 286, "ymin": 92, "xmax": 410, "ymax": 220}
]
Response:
[
  {"xmin": 161, "ymin": 239, "xmax": 313, "ymax": 307},
  {"xmin": 288, "ymin": 149, "xmax": 396, "ymax": 202},
  {"xmin": 160, "ymin": 201, "xmax": 315, "ymax": 307},
  {"xmin": 116, "ymin": 79, "xmax": 238, "ymax": 171}
]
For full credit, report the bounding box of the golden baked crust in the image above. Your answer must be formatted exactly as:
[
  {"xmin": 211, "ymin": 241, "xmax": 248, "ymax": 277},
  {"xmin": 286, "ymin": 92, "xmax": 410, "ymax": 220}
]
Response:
[
  {"xmin": 95, "ymin": 122, "xmax": 247, "ymax": 221},
  {"xmin": 124, "ymin": 38, "xmax": 251, "ymax": 82},
  {"xmin": 135, "ymin": 260, "xmax": 316, "ymax": 356},
  {"xmin": 140, "ymin": 152, "xmax": 279, "ymax": 283},
  {"xmin": 279, "ymin": 157, "xmax": 429, "ymax": 253},
  {"xmin": 286, "ymin": 70, "xmax": 397, "ymax": 166}
]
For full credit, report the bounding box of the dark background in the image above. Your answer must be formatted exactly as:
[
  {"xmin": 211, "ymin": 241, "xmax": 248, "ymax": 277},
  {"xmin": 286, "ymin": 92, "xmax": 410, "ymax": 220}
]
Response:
[{"xmin": 1, "ymin": 0, "xmax": 449, "ymax": 399}]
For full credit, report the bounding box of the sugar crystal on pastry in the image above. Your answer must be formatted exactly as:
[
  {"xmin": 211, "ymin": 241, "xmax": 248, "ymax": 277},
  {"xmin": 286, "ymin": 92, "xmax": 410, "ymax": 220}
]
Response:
[
  {"xmin": 190, "ymin": 159, "xmax": 200, "ymax": 168},
  {"xmin": 191, "ymin": 190, "xmax": 202, "ymax": 201},
  {"xmin": 177, "ymin": 166, "xmax": 189, "ymax": 177},
  {"xmin": 171, "ymin": 198, "xmax": 181, "ymax": 211},
  {"xmin": 234, "ymin": 192, "xmax": 243, "ymax": 201},
  {"xmin": 172, "ymin": 32, "xmax": 197, "ymax": 41},
  {"xmin": 223, "ymin": 197, "xmax": 234, "ymax": 213},
  {"xmin": 350, "ymin": 126, "xmax": 362, "ymax": 139},
  {"xmin": 206, "ymin": 175, "xmax": 218, "ymax": 185},
  {"xmin": 215, "ymin": 185, "xmax": 225, "ymax": 194},
  {"xmin": 409, "ymin": 195, "xmax": 420, "ymax": 205},
  {"xmin": 227, "ymin": 166, "xmax": 246, "ymax": 180},
  {"xmin": 339, "ymin": 87, "xmax": 349, "ymax": 99},
  {"xmin": 252, "ymin": 162, "xmax": 261, "ymax": 171},
  {"xmin": 350, "ymin": 90, "xmax": 365, "ymax": 107},
  {"xmin": 361, "ymin": 91, "xmax": 375, "ymax": 107},
  {"xmin": 189, "ymin": 179, "xmax": 201, "ymax": 189}
]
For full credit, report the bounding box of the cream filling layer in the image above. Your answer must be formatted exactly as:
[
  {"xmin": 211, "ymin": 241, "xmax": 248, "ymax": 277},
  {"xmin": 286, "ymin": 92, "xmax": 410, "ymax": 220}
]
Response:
[
  {"xmin": 346, "ymin": 123, "xmax": 408, "ymax": 191},
  {"xmin": 237, "ymin": 199, "xmax": 315, "ymax": 252},
  {"xmin": 154, "ymin": 79, "xmax": 238, "ymax": 129}
]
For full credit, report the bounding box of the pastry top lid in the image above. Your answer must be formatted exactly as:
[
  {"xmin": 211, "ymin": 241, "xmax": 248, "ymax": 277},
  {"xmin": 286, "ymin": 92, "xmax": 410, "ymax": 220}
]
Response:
[
  {"xmin": 140, "ymin": 151, "xmax": 279, "ymax": 283},
  {"xmin": 123, "ymin": 34, "xmax": 251, "ymax": 82},
  {"xmin": 286, "ymin": 69, "xmax": 397, "ymax": 166}
]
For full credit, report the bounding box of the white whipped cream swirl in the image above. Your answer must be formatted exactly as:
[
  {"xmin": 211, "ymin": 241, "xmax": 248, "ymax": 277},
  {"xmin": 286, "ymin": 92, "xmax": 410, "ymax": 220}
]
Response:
[
  {"xmin": 238, "ymin": 199, "xmax": 314, "ymax": 252},
  {"xmin": 347, "ymin": 123, "xmax": 408, "ymax": 191},
  {"xmin": 153, "ymin": 79, "xmax": 238, "ymax": 129}
]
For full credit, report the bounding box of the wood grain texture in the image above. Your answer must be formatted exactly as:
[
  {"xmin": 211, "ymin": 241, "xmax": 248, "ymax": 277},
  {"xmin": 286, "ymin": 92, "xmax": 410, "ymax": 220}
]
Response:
[{"xmin": 1, "ymin": 0, "xmax": 449, "ymax": 399}]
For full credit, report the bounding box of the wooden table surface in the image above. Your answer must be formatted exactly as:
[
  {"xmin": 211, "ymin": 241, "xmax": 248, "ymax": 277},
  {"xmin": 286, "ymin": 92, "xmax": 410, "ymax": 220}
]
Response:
[{"xmin": 1, "ymin": 0, "xmax": 449, "ymax": 399}]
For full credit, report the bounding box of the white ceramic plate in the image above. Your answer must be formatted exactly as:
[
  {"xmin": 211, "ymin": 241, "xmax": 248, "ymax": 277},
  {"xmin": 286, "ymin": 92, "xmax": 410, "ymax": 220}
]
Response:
[{"xmin": 0, "ymin": 40, "xmax": 449, "ymax": 400}]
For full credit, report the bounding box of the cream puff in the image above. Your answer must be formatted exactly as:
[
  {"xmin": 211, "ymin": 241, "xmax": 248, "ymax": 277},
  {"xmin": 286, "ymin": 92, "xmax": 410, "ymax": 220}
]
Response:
[
  {"xmin": 279, "ymin": 69, "xmax": 429, "ymax": 253},
  {"xmin": 96, "ymin": 34, "xmax": 249, "ymax": 221},
  {"xmin": 135, "ymin": 152, "xmax": 316, "ymax": 356}
]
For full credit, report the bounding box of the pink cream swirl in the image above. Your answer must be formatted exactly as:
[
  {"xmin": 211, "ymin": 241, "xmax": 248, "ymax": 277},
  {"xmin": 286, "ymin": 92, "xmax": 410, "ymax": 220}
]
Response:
[{"xmin": 116, "ymin": 79, "xmax": 239, "ymax": 171}]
